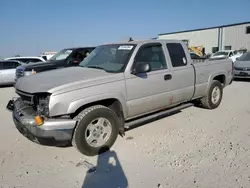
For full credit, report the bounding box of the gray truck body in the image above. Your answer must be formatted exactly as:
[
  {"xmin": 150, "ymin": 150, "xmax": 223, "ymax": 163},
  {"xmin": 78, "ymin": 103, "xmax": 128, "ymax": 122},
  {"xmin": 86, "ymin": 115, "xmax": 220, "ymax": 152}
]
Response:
[{"xmin": 8, "ymin": 39, "xmax": 233, "ymax": 149}]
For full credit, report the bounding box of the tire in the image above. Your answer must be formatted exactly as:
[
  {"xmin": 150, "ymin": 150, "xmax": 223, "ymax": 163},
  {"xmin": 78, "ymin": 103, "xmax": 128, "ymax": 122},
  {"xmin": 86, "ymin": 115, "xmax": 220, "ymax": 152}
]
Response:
[
  {"xmin": 199, "ymin": 80, "xmax": 223, "ymax": 109},
  {"xmin": 72, "ymin": 105, "xmax": 119, "ymax": 156}
]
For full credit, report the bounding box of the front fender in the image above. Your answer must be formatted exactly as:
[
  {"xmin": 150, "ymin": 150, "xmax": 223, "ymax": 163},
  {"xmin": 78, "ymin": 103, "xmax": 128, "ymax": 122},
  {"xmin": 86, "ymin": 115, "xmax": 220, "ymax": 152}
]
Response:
[{"xmin": 67, "ymin": 92, "xmax": 128, "ymax": 118}]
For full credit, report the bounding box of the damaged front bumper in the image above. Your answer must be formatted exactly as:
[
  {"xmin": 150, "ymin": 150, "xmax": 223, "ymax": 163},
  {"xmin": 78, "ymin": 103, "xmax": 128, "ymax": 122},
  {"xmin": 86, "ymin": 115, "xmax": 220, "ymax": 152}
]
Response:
[{"xmin": 6, "ymin": 98, "xmax": 76, "ymax": 146}]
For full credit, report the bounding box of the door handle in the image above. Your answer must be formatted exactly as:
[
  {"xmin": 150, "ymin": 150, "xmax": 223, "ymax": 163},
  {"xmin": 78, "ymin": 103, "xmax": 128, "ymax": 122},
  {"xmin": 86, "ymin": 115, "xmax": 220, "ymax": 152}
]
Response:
[{"xmin": 164, "ymin": 74, "xmax": 172, "ymax": 80}]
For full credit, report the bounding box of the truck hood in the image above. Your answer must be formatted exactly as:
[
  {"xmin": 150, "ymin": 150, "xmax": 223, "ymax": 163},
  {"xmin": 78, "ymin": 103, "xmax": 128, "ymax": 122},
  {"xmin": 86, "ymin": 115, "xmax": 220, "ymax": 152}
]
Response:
[
  {"xmin": 17, "ymin": 60, "xmax": 65, "ymax": 72},
  {"xmin": 234, "ymin": 60, "xmax": 250, "ymax": 68},
  {"xmin": 15, "ymin": 67, "xmax": 120, "ymax": 94}
]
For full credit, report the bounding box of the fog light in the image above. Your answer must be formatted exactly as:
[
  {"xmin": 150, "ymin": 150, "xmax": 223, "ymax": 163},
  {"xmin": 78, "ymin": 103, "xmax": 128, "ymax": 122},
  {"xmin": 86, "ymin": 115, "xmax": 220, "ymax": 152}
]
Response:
[{"xmin": 35, "ymin": 116, "xmax": 43, "ymax": 126}]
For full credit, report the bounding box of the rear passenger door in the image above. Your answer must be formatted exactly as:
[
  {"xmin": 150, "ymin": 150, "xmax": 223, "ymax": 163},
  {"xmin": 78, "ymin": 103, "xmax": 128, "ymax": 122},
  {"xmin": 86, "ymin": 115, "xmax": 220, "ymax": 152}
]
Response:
[
  {"xmin": 125, "ymin": 43, "xmax": 174, "ymax": 118},
  {"xmin": 165, "ymin": 42, "xmax": 195, "ymax": 103}
]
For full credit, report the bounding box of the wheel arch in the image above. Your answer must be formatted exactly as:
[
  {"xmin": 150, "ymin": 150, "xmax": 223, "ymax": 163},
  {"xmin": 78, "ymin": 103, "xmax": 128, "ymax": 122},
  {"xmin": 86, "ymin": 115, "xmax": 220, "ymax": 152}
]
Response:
[
  {"xmin": 207, "ymin": 73, "xmax": 226, "ymax": 93},
  {"xmin": 68, "ymin": 96, "xmax": 126, "ymax": 135}
]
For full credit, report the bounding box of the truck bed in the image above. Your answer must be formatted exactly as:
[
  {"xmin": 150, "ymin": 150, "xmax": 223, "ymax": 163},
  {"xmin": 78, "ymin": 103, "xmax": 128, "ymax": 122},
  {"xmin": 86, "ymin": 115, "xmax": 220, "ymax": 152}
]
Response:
[{"xmin": 192, "ymin": 58, "xmax": 233, "ymax": 99}]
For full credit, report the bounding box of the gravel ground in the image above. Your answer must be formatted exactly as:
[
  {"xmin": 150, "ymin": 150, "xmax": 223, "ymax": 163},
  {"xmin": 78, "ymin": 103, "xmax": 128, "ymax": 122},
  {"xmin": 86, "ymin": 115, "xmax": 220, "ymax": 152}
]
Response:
[{"xmin": 0, "ymin": 80, "xmax": 250, "ymax": 188}]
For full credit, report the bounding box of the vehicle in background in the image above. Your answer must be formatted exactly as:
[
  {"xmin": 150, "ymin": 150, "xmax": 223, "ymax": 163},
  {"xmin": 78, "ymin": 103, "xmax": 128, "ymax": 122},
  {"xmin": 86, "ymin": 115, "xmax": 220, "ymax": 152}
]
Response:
[
  {"xmin": 14, "ymin": 47, "xmax": 95, "ymax": 81},
  {"xmin": 40, "ymin": 52, "xmax": 57, "ymax": 61},
  {"xmin": 233, "ymin": 51, "xmax": 250, "ymax": 79},
  {"xmin": 0, "ymin": 60, "xmax": 24, "ymax": 86},
  {"xmin": 4, "ymin": 56, "xmax": 46, "ymax": 64},
  {"xmin": 7, "ymin": 39, "xmax": 233, "ymax": 156},
  {"xmin": 209, "ymin": 50, "xmax": 236, "ymax": 60},
  {"xmin": 229, "ymin": 49, "xmax": 246, "ymax": 63}
]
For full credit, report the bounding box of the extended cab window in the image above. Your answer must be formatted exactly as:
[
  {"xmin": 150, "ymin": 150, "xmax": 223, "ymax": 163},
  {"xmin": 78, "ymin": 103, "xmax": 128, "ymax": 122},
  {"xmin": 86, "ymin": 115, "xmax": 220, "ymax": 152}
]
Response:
[
  {"xmin": 135, "ymin": 44, "xmax": 167, "ymax": 71},
  {"xmin": 167, "ymin": 43, "xmax": 187, "ymax": 67}
]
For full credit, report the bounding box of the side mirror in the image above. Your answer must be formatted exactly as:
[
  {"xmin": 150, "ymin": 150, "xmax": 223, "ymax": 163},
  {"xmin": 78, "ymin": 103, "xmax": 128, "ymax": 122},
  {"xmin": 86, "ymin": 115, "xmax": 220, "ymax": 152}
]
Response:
[
  {"xmin": 131, "ymin": 62, "xmax": 151, "ymax": 75},
  {"xmin": 236, "ymin": 57, "xmax": 239, "ymax": 61}
]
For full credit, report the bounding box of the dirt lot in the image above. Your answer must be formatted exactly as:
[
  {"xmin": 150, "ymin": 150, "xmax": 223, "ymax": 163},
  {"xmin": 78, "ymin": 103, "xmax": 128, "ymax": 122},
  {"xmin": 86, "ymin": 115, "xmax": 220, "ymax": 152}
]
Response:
[{"xmin": 0, "ymin": 80, "xmax": 250, "ymax": 188}]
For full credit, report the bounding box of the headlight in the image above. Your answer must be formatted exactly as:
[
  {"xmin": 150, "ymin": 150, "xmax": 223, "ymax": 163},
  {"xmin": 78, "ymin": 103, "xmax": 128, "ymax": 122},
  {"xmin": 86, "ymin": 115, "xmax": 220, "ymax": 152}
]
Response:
[{"xmin": 37, "ymin": 95, "xmax": 50, "ymax": 117}]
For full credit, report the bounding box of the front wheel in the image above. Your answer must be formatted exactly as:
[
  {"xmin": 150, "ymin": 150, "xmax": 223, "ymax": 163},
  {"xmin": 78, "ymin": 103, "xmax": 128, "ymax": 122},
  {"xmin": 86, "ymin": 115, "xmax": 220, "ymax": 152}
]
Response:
[
  {"xmin": 199, "ymin": 80, "xmax": 223, "ymax": 109},
  {"xmin": 72, "ymin": 105, "xmax": 119, "ymax": 156}
]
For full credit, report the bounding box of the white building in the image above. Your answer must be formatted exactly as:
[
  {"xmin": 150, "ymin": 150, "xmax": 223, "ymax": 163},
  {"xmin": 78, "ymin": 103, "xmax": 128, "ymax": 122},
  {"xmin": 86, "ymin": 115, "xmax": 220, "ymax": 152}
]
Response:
[{"xmin": 158, "ymin": 21, "xmax": 250, "ymax": 54}]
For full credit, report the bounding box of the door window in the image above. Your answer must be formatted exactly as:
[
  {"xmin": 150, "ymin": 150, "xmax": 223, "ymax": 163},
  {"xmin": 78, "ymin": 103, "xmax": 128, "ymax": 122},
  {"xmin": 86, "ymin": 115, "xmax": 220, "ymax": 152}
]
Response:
[
  {"xmin": 2, "ymin": 61, "xmax": 20, "ymax": 70},
  {"xmin": 135, "ymin": 44, "xmax": 167, "ymax": 71},
  {"xmin": 166, "ymin": 43, "xmax": 187, "ymax": 67},
  {"xmin": 70, "ymin": 51, "xmax": 85, "ymax": 64}
]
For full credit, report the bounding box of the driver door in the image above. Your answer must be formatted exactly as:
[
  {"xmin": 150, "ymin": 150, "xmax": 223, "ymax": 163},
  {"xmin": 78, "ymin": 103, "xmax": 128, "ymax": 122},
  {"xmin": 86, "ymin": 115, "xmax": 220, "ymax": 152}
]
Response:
[{"xmin": 125, "ymin": 43, "xmax": 174, "ymax": 118}]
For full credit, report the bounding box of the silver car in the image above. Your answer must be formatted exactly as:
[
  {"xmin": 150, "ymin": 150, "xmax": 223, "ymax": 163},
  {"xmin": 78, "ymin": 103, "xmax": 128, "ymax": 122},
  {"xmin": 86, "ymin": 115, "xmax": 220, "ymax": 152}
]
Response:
[
  {"xmin": 234, "ymin": 52, "xmax": 250, "ymax": 78},
  {"xmin": 0, "ymin": 60, "xmax": 23, "ymax": 86}
]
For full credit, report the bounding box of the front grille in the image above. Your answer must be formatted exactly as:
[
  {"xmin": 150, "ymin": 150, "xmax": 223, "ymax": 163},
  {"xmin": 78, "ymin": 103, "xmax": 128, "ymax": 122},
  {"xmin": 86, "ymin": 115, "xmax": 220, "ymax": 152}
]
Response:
[
  {"xmin": 16, "ymin": 89, "xmax": 34, "ymax": 104},
  {"xmin": 16, "ymin": 69, "xmax": 24, "ymax": 79},
  {"xmin": 234, "ymin": 67, "xmax": 250, "ymax": 71}
]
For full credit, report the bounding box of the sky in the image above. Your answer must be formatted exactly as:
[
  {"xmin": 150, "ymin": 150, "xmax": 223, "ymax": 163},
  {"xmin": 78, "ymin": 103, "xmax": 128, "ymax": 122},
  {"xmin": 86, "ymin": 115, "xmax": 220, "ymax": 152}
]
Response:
[{"xmin": 0, "ymin": 0, "xmax": 250, "ymax": 57}]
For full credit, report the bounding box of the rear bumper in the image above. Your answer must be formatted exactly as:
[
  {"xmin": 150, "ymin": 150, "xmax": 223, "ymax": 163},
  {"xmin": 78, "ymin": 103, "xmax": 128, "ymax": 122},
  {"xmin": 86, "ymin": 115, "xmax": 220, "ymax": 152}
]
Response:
[{"xmin": 7, "ymin": 98, "xmax": 76, "ymax": 146}]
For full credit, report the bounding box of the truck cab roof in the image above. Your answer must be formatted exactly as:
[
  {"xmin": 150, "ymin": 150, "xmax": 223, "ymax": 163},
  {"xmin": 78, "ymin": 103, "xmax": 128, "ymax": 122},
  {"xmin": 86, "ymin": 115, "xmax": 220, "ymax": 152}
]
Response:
[{"xmin": 103, "ymin": 39, "xmax": 185, "ymax": 46}]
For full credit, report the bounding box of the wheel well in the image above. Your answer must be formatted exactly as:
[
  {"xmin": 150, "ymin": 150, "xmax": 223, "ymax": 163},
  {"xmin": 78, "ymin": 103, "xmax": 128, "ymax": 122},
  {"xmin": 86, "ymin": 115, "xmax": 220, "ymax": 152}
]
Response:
[
  {"xmin": 71, "ymin": 99, "xmax": 125, "ymax": 135},
  {"xmin": 213, "ymin": 75, "xmax": 225, "ymax": 86}
]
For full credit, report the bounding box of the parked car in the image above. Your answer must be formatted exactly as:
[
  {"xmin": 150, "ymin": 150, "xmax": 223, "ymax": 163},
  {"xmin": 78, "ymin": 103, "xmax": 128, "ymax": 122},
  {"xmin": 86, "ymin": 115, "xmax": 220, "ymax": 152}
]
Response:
[
  {"xmin": 40, "ymin": 52, "xmax": 57, "ymax": 61},
  {"xmin": 7, "ymin": 39, "xmax": 233, "ymax": 156},
  {"xmin": 0, "ymin": 60, "xmax": 24, "ymax": 86},
  {"xmin": 233, "ymin": 51, "xmax": 250, "ymax": 78},
  {"xmin": 4, "ymin": 56, "xmax": 46, "ymax": 64},
  {"xmin": 40, "ymin": 54, "xmax": 55, "ymax": 61},
  {"xmin": 209, "ymin": 50, "xmax": 236, "ymax": 60},
  {"xmin": 14, "ymin": 47, "xmax": 95, "ymax": 81},
  {"xmin": 229, "ymin": 51, "xmax": 245, "ymax": 63}
]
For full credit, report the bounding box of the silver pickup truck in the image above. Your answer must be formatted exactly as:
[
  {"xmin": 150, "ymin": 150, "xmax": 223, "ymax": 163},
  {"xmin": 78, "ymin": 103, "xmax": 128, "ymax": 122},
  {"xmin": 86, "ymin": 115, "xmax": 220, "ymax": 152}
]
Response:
[{"xmin": 6, "ymin": 39, "xmax": 233, "ymax": 156}]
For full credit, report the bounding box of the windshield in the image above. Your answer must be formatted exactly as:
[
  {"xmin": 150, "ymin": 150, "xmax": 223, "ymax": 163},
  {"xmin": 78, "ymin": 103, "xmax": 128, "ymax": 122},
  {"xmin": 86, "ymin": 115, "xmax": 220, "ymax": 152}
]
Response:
[
  {"xmin": 237, "ymin": 52, "xmax": 250, "ymax": 61},
  {"xmin": 213, "ymin": 51, "xmax": 229, "ymax": 56},
  {"xmin": 79, "ymin": 44, "xmax": 136, "ymax": 73},
  {"xmin": 49, "ymin": 49, "xmax": 73, "ymax": 61}
]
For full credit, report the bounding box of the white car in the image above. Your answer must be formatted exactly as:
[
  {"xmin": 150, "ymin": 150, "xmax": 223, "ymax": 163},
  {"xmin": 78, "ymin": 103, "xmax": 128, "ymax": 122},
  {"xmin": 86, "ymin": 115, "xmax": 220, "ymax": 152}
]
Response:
[
  {"xmin": 0, "ymin": 60, "xmax": 25, "ymax": 86},
  {"xmin": 40, "ymin": 54, "xmax": 55, "ymax": 61},
  {"xmin": 4, "ymin": 56, "xmax": 46, "ymax": 64},
  {"xmin": 229, "ymin": 51, "xmax": 244, "ymax": 63},
  {"xmin": 210, "ymin": 50, "xmax": 236, "ymax": 60}
]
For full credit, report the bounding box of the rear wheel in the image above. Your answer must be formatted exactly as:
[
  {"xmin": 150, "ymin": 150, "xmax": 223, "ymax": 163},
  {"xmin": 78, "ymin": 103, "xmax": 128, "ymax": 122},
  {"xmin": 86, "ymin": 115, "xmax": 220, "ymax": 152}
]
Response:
[
  {"xmin": 199, "ymin": 80, "xmax": 223, "ymax": 109},
  {"xmin": 72, "ymin": 105, "xmax": 119, "ymax": 156}
]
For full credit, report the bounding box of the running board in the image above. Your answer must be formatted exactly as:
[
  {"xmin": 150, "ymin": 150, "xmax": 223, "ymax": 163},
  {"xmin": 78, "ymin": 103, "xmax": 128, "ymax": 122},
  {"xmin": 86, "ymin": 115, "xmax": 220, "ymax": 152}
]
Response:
[{"xmin": 125, "ymin": 103, "xmax": 194, "ymax": 129}]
